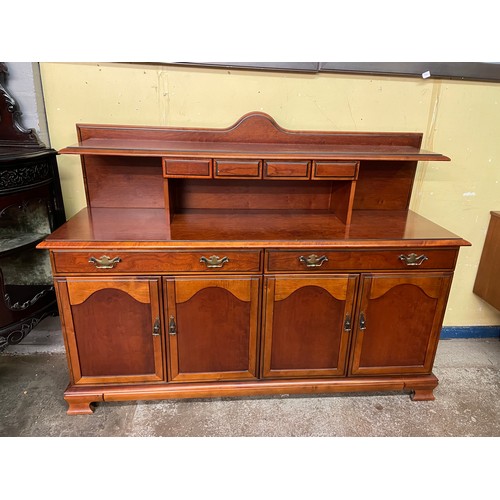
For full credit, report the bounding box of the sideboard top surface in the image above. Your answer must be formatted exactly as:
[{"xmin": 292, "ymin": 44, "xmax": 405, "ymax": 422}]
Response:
[{"xmin": 38, "ymin": 208, "xmax": 470, "ymax": 249}]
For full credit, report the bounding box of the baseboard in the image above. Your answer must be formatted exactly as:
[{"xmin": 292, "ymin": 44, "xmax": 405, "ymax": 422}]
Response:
[{"xmin": 440, "ymin": 326, "xmax": 500, "ymax": 339}]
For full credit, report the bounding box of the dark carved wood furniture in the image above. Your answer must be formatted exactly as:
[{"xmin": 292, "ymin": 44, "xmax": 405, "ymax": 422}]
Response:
[
  {"xmin": 0, "ymin": 63, "xmax": 66, "ymax": 351},
  {"xmin": 38, "ymin": 112, "xmax": 470, "ymax": 414},
  {"xmin": 473, "ymin": 211, "xmax": 500, "ymax": 310}
]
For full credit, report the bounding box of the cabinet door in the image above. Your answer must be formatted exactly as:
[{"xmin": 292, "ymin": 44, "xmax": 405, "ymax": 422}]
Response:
[
  {"xmin": 350, "ymin": 273, "xmax": 453, "ymax": 376},
  {"xmin": 165, "ymin": 276, "xmax": 260, "ymax": 382},
  {"xmin": 56, "ymin": 278, "xmax": 163, "ymax": 385},
  {"xmin": 262, "ymin": 274, "xmax": 358, "ymax": 378}
]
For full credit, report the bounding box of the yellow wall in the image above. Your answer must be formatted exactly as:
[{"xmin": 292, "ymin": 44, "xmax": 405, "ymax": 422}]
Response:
[{"xmin": 39, "ymin": 62, "xmax": 500, "ymax": 327}]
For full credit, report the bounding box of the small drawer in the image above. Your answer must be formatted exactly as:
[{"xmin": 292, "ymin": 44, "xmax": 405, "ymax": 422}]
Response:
[
  {"xmin": 266, "ymin": 248, "xmax": 458, "ymax": 272},
  {"xmin": 214, "ymin": 159, "xmax": 262, "ymax": 178},
  {"xmin": 163, "ymin": 158, "xmax": 212, "ymax": 178},
  {"xmin": 52, "ymin": 250, "xmax": 262, "ymax": 274},
  {"xmin": 312, "ymin": 161, "xmax": 359, "ymax": 179},
  {"xmin": 263, "ymin": 161, "xmax": 311, "ymax": 179}
]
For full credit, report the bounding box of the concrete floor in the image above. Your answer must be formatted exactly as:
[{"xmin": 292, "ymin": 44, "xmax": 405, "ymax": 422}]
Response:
[{"xmin": 1, "ymin": 315, "xmax": 499, "ymax": 437}]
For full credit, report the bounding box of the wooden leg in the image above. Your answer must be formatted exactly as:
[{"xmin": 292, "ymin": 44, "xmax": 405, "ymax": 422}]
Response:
[
  {"xmin": 65, "ymin": 395, "xmax": 98, "ymax": 415},
  {"xmin": 410, "ymin": 388, "xmax": 436, "ymax": 401},
  {"xmin": 406, "ymin": 374, "xmax": 438, "ymax": 401}
]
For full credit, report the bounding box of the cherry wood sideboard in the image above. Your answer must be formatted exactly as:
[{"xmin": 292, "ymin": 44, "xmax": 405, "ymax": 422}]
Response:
[{"xmin": 38, "ymin": 112, "xmax": 470, "ymax": 415}]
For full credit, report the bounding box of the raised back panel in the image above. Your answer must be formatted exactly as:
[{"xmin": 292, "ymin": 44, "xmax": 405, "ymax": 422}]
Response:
[
  {"xmin": 353, "ymin": 160, "xmax": 417, "ymax": 210},
  {"xmin": 83, "ymin": 155, "xmax": 164, "ymax": 208},
  {"xmin": 67, "ymin": 114, "xmax": 448, "ymax": 218},
  {"xmin": 76, "ymin": 112, "xmax": 424, "ymax": 148},
  {"xmin": 171, "ymin": 179, "xmax": 336, "ymax": 211}
]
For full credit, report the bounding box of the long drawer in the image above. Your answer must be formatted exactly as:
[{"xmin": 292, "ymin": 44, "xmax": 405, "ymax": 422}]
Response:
[
  {"xmin": 52, "ymin": 250, "xmax": 262, "ymax": 274},
  {"xmin": 266, "ymin": 248, "xmax": 458, "ymax": 272}
]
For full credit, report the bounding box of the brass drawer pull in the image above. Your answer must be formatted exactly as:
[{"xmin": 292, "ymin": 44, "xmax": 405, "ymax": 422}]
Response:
[
  {"xmin": 200, "ymin": 255, "xmax": 229, "ymax": 268},
  {"xmin": 298, "ymin": 254, "xmax": 328, "ymax": 268},
  {"xmin": 88, "ymin": 255, "xmax": 122, "ymax": 269},
  {"xmin": 398, "ymin": 253, "xmax": 428, "ymax": 266}
]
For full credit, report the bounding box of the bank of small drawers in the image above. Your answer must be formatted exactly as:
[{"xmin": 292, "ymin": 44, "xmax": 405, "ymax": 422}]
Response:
[
  {"xmin": 52, "ymin": 250, "xmax": 262, "ymax": 274},
  {"xmin": 266, "ymin": 248, "xmax": 458, "ymax": 272},
  {"xmin": 163, "ymin": 158, "xmax": 359, "ymax": 180}
]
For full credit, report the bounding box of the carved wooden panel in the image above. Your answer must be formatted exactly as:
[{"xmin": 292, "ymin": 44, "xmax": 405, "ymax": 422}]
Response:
[
  {"xmin": 57, "ymin": 278, "xmax": 163, "ymax": 384},
  {"xmin": 165, "ymin": 276, "xmax": 260, "ymax": 382},
  {"xmin": 262, "ymin": 274, "xmax": 358, "ymax": 378},
  {"xmin": 350, "ymin": 273, "xmax": 452, "ymax": 375}
]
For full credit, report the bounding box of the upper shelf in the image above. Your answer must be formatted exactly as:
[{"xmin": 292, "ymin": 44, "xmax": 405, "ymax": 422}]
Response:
[{"xmin": 59, "ymin": 112, "xmax": 451, "ymax": 162}]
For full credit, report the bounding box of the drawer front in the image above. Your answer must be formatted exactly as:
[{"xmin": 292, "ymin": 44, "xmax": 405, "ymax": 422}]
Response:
[
  {"xmin": 312, "ymin": 161, "xmax": 359, "ymax": 179},
  {"xmin": 163, "ymin": 158, "xmax": 212, "ymax": 178},
  {"xmin": 53, "ymin": 250, "xmax": 262, "ymax": 274},
  {"xmin": 263, "ymin": 161, "xmax": 311, "ymax": 179},
  {"xmin": 266, "ymin": 249, "xmax": 458, "ymax": 272},
  {"xmin": 214, "ymin": 159, "xmax": 262, "ymax": 178}
]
